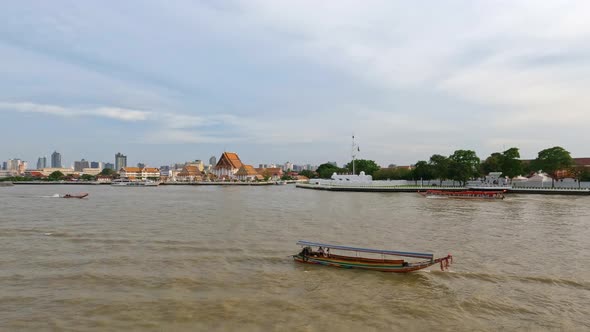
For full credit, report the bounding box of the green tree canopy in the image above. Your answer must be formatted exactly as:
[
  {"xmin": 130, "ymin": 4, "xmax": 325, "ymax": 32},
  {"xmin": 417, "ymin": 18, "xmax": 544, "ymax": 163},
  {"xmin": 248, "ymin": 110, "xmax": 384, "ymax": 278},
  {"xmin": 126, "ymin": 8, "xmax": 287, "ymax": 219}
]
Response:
[
  {"xmin": 80, "ymin": 174, "xmax": 96, "ymax": 181},
  {"xmin": 429, "ymin": 154, "xmax": 450, "ymax": 185},
  {"xmin": 316, "ymin": 163, "xmax": 345, "ymax": 179},
  {"xmin": 480, "ymin": 148, "xmax": 523, "ymax": 179},
  {"xmin": 481, "ymin": 152, "xmax": 502, "ymax": 175},
  {"xmin": 411, "ymin": 160, "xmax": 434, "ymax": 185},
  {"xmin": 344, "ymin": 159, "xmax": 380, "ymax": 176},
  {"xmin": 500, "ymin": 147, "xmax": 523, "ymax": 178},
  {"xmin": 568, "ymin": 166, "xmax": 589, "ymax": 188},
  {"xmin": 448, "ymin": 150, "xmax": 480, "ymax": 186},
  {"xmin": 297, "ymin": 170, "xmax": 316, "ymax": 179},
  {"xmin": 47, "ymin": 171, "xmax": 65, "ymax": 181},
  {"xmin": 534, "ymin": 146, "xmax": 573, "ymax": 187},
  {"xmin": 372, "ymin": 167, "xmax": 412, "ymax": 180},
  {"xmin": 99, "ymin": 168, "xmax": 116, "ymax": 176}
]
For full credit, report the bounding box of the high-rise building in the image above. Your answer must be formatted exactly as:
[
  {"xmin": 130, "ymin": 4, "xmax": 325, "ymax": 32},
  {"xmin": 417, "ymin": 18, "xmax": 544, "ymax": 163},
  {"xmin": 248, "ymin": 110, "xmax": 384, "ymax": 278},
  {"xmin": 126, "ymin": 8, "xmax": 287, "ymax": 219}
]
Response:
[
  {"xmin": 18, "ymin": 161, "xmax": 27, "ymax": 174},
  {"xmin": 51, "ymin": 151, "xmax": 62, "ymax": 168},
  {"xmin": 209, "ymin": 156, "xmax": 217, "ymax": 166},
  {"xmin": 104, "ymin": 162, "xmax": 114, "ymax": 170},
  {"xmin": 115, "ymin": 152, "xmax": 127, "ymax": 171},
  {"xmin": 137, "ymin": 162, "xmax": 145, "ymax": 169},
  {"xmin": 7, "ymin": 159, "xmax": 20, "ymax": 171},
  {"xmin": 90, "ymin": 161, "xmax": 100, "ymax": 168},
  {"xmin": 1, "ymin": 161, "xmax": 6, "ymax": 170},
  {"xmin": 74, "ymin": 159, "xmax": 90, "ymax": 172},
  {"xmin": 187, "ymin": 160, "xmax": 204, "ymax": 172},
  {"xmin": 36, "ymin": 157, "xmax": 47, "ymax": 169},
  {"xmin": 284, "ymin": 162, "xmax": 293, "ymax": 171}
]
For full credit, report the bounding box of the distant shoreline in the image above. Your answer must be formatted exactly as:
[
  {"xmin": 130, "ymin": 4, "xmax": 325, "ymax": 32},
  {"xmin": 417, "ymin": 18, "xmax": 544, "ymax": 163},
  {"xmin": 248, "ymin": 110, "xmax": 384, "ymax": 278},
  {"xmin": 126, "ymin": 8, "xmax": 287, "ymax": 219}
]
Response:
[{"xmin": 6, "ymin": 181, "xmax": 288, "ymax": 186}]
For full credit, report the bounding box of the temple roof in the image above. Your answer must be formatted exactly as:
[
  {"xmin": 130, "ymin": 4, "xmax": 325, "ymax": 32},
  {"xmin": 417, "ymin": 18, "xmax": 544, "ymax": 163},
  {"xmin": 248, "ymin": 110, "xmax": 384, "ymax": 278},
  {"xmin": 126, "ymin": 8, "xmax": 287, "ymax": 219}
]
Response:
[{"xmin": 215, "ymin": 152, "xmax": 243, "ymax": 169}]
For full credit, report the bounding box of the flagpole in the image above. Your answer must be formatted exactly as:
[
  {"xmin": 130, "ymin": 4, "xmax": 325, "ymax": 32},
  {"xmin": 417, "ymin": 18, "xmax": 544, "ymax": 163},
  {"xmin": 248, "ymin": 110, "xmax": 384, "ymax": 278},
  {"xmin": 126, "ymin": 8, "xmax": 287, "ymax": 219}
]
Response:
[{"xmin": 352, "ymin": 134, "xmax": 356, "ymax": 175}]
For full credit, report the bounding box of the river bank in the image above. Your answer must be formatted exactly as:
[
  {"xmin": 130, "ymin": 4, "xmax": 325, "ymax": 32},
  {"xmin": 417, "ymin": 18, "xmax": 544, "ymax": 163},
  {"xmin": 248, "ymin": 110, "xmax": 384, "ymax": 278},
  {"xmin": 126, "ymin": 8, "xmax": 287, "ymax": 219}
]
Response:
[{"xmin": 296, "ymin": 182, "xmax": 590, "ymax": 195}]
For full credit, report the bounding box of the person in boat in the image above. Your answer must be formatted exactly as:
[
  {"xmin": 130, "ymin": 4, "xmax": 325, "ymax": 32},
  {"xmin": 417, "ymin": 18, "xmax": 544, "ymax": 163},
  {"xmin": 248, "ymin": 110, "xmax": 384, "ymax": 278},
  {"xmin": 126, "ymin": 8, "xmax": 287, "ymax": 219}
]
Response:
[
  {"xmin": 325, "ymin": 247, "xmax": 330, "ymax": 258},
  {"xmin": 63, "ymin": 194, "xmax": 71, "ymax": 198},
  {"xmin": 318, "ymin": 246, "xmax": 325, "ymax": 257},
  {"xmin": 299, "ymin": 246, "xmax": 312, "ymax": 261}
]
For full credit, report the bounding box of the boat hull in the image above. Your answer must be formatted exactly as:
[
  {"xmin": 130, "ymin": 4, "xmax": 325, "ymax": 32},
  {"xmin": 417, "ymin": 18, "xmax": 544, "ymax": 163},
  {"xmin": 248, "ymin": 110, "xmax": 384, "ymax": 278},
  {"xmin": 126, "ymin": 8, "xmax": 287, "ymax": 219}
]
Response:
[
  {"xmin": 63, "ymin": 193, "xmax": 88, "ymax": 199},
  {"xmin": 293, "ymin": 254, "xmax": 442, "ymax": 273},
  {"xmin": 111, "ymin": 181, "xmax": 159, "ymax": 186},
  {"xmin": 419, "ymin": 190, "xmax": 505, "ymax": 200}
]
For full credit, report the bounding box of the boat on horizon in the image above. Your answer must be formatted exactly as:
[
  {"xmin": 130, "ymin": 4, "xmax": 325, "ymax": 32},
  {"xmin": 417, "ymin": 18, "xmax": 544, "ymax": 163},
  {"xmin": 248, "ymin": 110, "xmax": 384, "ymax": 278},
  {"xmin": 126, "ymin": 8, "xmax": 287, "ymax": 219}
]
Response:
[
  {"xmin": 62, "ymin": 193, "xmax": 89, "ymax": 199},
  {"xmin": 293, "ymin": 240, "xmax": 452, "ymax": 273},
  {"xmin": 111, "ymin": 179, "xmax": 160, "ymax": 187},
  {"xmin": 419, "ymin": 189, "xmax": 505, "ymax": 200}
]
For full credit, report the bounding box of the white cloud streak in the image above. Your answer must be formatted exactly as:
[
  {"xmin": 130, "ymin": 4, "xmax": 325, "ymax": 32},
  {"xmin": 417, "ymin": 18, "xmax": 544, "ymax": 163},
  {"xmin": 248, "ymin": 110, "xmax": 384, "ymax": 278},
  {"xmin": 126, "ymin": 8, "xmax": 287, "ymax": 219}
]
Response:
[{"xmin": 0, "ymin": 102, "xmax": 150, "ymax": 121}]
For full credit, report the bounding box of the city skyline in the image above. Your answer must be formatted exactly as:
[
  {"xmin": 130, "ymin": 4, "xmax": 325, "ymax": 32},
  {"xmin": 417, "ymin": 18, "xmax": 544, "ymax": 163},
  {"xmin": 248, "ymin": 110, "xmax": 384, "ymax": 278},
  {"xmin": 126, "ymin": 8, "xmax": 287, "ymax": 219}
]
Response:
[
  {"xmin": 1, "ymin": 149, "xmax": 320, "ymax": 172},
  {"xmin": 1, "ymin": 2, "xmax": 590, "ymax": 166}
]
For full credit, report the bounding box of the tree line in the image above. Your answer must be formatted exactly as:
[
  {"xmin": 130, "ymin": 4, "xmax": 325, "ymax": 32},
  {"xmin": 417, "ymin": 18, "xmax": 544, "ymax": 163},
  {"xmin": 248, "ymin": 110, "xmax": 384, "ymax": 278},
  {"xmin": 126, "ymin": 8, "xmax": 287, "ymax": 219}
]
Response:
[{"xmin": 309, "ymin": 146, "xmax": 590, "ymax": 187}]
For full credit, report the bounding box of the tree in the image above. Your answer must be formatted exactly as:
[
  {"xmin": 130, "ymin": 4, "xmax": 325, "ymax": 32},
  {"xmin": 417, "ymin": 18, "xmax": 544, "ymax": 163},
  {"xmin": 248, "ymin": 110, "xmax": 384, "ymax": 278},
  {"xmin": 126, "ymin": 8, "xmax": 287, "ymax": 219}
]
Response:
[
  {"xmin": 344, "ymin": 159, "xmax": 380, "ymax": 176},
  {"xmin": 569, "ymin": 166, "xmax": 587, "ymax": 188},
  {"xmin": 298, "ymin": 170, "xmax": 316, "ymax": 179},
  {"xmin": 500, "ymin": 147, "xmax": 523, "ymax": 179},
  {"xmin": 534, "ymin": 146, "xmax": 573, "ymax": 188},
  {"xmin": 429, "ymin": 154, "xmax": 450, "ymax": 185},
  {"xmin": 411, "ymin": 161, "xmax": 433, "ymax": 185},
  {"xmin": 448, "ymin": 150, "xmax": 480, "ymax": 186},
  {"xmin": 261, "ymin": 169, "xmax": 271, "ymax": 181},
  {"xmin": 481, "ymin": 152, "xmax": 502, "ymax": 175},
  {"xmin": 48, "ymin": 171, "xmax": 65, "ymax": 181},
  {"xmin": 372, "ymin": 167, "xmax": 412, "ymax": 180},
  {"xmin": 80, "ymin": 174, "xmax": 96, "ymax": 181},
  {"xmin": 316, "ymin": 163, "xmax": 345, "ymax": 179},
  {"xmin": 99, "ymin": 168, "xmax": 116, "ymax": 176}
]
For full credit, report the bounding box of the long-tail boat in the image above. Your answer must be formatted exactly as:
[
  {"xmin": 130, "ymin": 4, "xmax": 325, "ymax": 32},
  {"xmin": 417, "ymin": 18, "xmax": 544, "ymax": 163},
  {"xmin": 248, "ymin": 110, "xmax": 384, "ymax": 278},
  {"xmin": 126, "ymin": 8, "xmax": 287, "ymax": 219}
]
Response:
[
  {"xmin": 62, "ymin": 193, "xmax": 89, "ymax": 199},
  {"xmin": 293, "ymin": 240, "xmax": 452, "ymax": 273},
  {"xmin": 418, "ymin": 189, "xmax": 505, "ymax": 200}
]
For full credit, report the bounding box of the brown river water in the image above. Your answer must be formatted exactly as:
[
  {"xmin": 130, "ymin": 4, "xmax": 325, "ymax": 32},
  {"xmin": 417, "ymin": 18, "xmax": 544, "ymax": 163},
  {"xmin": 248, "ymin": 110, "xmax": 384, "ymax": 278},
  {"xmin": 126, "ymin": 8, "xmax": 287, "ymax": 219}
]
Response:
[{"xmin": 1, "ymin": 185, "xmax": 589, "ymax": 331}]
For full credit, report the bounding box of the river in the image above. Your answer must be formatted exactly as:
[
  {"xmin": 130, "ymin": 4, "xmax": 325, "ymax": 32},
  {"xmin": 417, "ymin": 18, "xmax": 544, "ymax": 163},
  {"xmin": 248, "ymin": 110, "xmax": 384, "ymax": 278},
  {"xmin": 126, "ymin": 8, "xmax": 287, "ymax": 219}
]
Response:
[{"xmin": 1, "ymin": 185, "xmax": 589, "ymax": 331}]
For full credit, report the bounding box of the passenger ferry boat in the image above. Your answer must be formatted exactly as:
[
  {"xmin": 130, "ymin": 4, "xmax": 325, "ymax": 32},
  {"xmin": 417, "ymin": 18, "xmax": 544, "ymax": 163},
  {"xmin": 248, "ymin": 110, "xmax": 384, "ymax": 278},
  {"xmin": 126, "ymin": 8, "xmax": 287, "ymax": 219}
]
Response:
[
  {"xmin": 419, "ymin": 189, "xmax": 505, "ymax": 199},
  {"xmin": 111, "ymin": 179, "xmax": 160, "ymax": 187},
  {"xmin": 293, "ymin": 240, "xmax": 452, "ymax": 273}
]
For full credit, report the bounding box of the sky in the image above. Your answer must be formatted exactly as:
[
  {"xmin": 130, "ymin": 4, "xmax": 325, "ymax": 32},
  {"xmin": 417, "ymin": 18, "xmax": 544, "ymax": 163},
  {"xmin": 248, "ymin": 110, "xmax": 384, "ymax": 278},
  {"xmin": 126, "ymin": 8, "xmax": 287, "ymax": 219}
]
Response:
[{"xmin": 1, "ymin": 1, "xmax": 589, "ymax": 168}]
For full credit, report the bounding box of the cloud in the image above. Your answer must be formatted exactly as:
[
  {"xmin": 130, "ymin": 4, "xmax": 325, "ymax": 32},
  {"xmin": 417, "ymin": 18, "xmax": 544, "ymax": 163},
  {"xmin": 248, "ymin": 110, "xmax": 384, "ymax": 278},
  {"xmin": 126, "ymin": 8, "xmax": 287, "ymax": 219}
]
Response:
[
  {"xmin": 0, "ymin": 102, "xmax": 151, "ymax": 121},
  {"xmin": 2, "ymin": 1, "xmax": 590, "ymax": 165}
]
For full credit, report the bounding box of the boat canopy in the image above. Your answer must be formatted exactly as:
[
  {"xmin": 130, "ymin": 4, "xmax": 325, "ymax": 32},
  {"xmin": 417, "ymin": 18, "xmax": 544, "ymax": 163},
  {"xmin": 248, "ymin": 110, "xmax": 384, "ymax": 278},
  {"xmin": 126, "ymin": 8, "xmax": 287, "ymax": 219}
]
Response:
[{"xmin": 296, "ymin": 240, "xmax": 434, "ymax": 260}]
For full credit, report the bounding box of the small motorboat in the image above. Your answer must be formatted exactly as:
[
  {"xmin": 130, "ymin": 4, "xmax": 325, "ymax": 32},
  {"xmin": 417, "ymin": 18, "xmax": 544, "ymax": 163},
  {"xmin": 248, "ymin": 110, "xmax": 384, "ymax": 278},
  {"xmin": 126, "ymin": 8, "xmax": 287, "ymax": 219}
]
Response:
[{"xmin": 62, "ymin": 193, "xmax": 89, "ymax": 199}]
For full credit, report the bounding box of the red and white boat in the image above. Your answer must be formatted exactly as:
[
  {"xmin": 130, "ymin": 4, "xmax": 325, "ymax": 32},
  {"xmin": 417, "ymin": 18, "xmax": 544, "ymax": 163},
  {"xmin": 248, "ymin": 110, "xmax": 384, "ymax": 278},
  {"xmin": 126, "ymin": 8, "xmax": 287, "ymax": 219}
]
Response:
[{"xmin": 419, "ymin": 189, "xmax": 505, "ymax": 200}]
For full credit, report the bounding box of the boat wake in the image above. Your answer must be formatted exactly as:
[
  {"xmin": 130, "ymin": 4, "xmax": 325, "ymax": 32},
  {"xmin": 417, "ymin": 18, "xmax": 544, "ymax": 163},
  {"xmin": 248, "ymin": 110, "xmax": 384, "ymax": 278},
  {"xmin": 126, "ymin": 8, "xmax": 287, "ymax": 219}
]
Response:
[
  {"xmin": 38, "ymin": 194, "xmax": 61, "ymax": 198},
  {"xmin": 443, "ymin": 271, "xmax": 590, "ymax": 290}
]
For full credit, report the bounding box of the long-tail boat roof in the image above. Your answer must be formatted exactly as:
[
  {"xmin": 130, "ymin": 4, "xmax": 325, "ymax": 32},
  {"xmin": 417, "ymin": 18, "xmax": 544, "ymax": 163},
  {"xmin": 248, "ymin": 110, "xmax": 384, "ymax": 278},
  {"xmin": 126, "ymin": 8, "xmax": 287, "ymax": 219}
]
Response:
[{"xmin": 296, "ymin": 240, "xmax": 434, "ymax": 260}]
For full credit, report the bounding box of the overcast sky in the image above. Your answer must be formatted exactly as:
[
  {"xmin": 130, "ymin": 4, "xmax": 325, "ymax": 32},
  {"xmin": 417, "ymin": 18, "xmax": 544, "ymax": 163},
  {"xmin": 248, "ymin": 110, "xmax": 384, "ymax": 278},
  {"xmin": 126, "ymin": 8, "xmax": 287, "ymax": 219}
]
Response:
[{"xmin": 1, "ymin": 1, "xmax": 589, "ymax": 167}]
